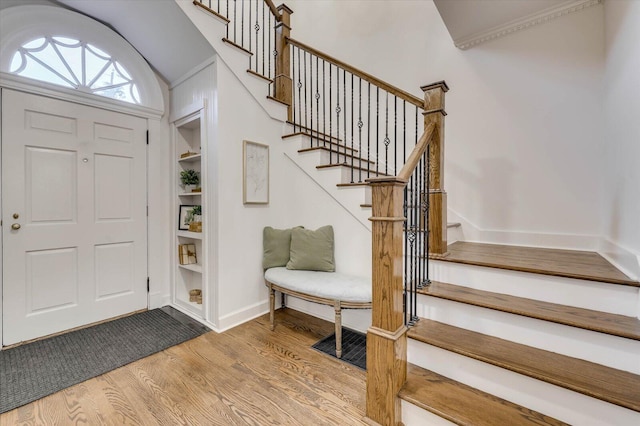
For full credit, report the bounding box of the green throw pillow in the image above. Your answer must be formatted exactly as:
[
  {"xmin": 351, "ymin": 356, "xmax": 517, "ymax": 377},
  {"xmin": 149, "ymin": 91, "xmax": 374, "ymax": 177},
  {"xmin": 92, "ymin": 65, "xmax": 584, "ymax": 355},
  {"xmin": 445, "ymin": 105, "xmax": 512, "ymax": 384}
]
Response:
[
  {"xmin": 287, "ymin": 225, "xmax": 335, "ymax": 272},
  {"xmin": 263, "ymin": 226, "xmax": 299, "ymax": 269}
]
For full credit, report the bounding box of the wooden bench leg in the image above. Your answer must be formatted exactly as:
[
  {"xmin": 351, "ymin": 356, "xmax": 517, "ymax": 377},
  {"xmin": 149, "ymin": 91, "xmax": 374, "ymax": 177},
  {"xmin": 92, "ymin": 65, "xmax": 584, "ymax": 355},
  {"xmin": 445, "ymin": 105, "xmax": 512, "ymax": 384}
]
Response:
[
  {"xmin": 269, "ymin": 284, "xmax": 275, "ymax": 331},
  {"xmin": 334, "ymin": 301, "xmax": 342, "ymax": 359}
]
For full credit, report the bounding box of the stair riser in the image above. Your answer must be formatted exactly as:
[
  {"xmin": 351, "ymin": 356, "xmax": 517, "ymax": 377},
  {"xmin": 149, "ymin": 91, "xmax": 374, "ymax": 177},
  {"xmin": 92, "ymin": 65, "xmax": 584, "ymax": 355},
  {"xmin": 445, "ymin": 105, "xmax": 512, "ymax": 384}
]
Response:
[
  {"xmin": 415, "ymin": 294, "xmax": 640, "ymax": 373},
  {"xmin": 407, "ymin": 340, "xmax": 640, "ymax": 426},
  {"xmin": 429, "ymin": 260, "xmax": 640, "ymax": 317},
  {"xmin": 401, "ymin": 400, "xmax": 456, "ymax": 426}
]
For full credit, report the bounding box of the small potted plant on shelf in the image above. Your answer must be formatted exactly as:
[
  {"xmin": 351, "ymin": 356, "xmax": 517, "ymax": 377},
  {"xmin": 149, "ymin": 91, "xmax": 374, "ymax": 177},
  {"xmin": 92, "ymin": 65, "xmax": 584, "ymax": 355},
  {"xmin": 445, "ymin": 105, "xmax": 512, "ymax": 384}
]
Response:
[
  {"xmin": 180, "ymin": 169, "xmax": 199, "ymax": 193},
  {"xmin": 188, "ymin": 205, "xmax": 202, "ymax": 233}
]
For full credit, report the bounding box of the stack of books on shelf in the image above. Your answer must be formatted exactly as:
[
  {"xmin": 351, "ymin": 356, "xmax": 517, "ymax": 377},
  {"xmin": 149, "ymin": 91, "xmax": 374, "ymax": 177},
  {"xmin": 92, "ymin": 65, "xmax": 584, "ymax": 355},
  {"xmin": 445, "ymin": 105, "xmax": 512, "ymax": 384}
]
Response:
[{"xmin": 178, "ymin": 244, "xmax": 197, "ymax": 265}]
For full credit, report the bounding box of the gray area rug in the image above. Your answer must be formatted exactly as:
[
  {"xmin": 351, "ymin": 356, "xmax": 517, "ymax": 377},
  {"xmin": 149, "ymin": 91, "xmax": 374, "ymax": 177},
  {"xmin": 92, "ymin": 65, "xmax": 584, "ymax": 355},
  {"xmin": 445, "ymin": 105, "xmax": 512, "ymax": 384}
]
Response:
[
  {"xmin": 312, "ymin": 328, "xmax": 366, "ymax": 370},
  {"xmin": 0, "ymin": 307, "xmax": 208, "ymax": 413}
]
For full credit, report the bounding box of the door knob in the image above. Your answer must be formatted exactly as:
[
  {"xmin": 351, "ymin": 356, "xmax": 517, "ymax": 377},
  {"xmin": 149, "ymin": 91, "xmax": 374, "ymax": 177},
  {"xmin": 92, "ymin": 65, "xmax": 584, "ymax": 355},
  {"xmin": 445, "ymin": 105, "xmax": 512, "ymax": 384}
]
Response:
[{"xmin": 11, "ymin": 223, "xmax": 21, "ymax": 230}]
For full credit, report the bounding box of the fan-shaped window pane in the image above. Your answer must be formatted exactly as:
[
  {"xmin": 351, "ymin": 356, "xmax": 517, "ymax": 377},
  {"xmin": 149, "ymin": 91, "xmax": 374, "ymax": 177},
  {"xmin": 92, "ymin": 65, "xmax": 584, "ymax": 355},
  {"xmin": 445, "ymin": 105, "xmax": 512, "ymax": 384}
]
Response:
[{"xmin": 10, "ymin": 36, "xmax": 139, "ymax": 104}]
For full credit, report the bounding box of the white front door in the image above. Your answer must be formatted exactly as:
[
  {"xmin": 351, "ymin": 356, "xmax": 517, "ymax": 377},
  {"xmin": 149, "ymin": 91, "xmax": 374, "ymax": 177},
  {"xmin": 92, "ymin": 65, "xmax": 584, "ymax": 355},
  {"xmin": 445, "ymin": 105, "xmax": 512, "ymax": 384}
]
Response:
[{"xmin": 2, "ymin": 89, "xmax": 148, "ymax": 346}]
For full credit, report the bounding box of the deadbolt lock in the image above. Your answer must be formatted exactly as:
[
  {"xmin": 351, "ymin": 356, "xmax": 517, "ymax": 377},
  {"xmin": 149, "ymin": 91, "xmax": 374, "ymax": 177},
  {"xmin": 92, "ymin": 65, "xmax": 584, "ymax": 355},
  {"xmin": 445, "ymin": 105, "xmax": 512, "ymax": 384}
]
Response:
[{"xmin": 13, "ymin": 213, "xmax": 19, "ymax": 219}]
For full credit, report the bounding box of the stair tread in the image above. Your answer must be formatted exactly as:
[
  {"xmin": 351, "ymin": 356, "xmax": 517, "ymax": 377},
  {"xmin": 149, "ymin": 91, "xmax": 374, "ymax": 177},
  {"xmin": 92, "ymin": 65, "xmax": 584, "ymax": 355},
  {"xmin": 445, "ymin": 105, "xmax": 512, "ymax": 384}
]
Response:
[
  {"xmin": 400, "ymin": 363, "xmax": 569, "ymax": 426},
  {"xmin": 409, "ymin": 319, "xmax": 640, "ymax": 412},
  {"xmin": 298, "ymin": 146, "xmax": 374, "ymax": 164},
  {"xmin": 418, "ymin": 281, "xmax": 640, "ymax": 340},
  {"xmin": 434, "ymin": 241, "xmax": 639, "ymax": 286},
  {"xmin": 316, "ymin": 163, "xmax": 390, "ymax": 176}
]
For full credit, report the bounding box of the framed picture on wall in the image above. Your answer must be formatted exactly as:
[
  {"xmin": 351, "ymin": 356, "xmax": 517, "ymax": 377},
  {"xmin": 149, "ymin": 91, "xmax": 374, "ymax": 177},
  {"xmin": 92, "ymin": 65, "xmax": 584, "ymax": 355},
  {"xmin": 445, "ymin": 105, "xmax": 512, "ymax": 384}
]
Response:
[
  {"xmin": 178, "ymin": 205, "xmax": 197, "ymax": 231},
  {"xmin": 243, "ymin": 140, "xmax": 269, "ymax": 204}
]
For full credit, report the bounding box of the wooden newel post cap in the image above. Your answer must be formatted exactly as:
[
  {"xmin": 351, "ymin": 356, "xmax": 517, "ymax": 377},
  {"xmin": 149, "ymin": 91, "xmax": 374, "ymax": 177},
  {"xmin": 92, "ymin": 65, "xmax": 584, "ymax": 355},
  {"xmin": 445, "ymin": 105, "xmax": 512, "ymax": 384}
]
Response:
[
  {"xmin": 421, "ymin": 80, "xmax": 449, "ymax": 93},
  {"xmin": 277, "ymin": 4, "xmax": 294, "ymax": 15}
]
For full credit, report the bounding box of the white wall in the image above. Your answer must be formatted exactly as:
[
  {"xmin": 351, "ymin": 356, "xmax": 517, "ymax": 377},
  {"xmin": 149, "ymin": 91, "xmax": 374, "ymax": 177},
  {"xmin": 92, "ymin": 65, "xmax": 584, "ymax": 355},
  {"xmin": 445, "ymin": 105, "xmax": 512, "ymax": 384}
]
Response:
[
  {"xmin": 603, "ymin": 0, "xmax": 640, "ymax": 279},
  {"xmin": 286, "ymin": 0, "xmax": 606, "ymax": 249}
]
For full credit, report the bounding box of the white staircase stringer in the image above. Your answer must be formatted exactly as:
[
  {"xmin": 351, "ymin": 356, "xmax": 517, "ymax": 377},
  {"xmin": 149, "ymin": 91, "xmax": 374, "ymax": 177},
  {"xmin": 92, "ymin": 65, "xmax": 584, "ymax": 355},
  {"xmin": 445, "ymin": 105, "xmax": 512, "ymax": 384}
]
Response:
[
  {"xmin": 282, "ymin": 134, "xmax": 372, "ymax": 231},
  {"xmin": 175, "ymin": 0, "xmax": 287, "ymax": 121},
  {"xmin": 407, "ymin": 340, "xmax": 640, "ymax": 426}
]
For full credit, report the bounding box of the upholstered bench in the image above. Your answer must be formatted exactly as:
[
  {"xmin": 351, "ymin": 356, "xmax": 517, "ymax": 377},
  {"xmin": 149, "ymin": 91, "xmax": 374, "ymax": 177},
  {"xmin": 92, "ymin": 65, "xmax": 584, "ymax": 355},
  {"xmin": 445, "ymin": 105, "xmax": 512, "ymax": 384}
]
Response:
[{"xmin": 264, "ymin": 267, "xmax": 372, "ymax": 359}]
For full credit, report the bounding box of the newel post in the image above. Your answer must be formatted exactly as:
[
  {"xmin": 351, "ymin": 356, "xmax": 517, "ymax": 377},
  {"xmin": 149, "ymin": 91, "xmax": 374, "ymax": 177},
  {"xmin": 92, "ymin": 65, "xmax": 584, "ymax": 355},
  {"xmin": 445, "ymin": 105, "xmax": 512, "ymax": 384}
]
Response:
[
  {"xmin": 275, "ymin": 4, "xmax": 293, "ymax": 121},
  {"xmin": 365, "ymin": 177, "xmax": 408, "ymax": 426},
  {"xmin": 422, "ymin": 81, "xmax": 449, "ymax": 257}
]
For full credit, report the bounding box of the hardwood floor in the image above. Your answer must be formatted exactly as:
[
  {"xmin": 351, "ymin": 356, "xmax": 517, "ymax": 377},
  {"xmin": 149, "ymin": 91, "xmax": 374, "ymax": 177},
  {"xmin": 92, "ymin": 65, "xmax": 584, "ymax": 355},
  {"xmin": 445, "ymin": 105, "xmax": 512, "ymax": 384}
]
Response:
[
  {"xmin": 1, "ymin": 309, "xmax": 368, "ymax": 425},
  {"xmin": 436, "ymin": 241, "xmax": 639, "ymax": 286}
]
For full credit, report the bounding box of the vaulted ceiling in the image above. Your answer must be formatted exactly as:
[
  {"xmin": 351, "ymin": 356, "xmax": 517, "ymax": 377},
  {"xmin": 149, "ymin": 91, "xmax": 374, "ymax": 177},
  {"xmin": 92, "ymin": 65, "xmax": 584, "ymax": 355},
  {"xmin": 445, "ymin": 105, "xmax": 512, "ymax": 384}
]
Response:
[{"xmin": 55, "ymin": 0, "xmax": 215, "ymax": 84}]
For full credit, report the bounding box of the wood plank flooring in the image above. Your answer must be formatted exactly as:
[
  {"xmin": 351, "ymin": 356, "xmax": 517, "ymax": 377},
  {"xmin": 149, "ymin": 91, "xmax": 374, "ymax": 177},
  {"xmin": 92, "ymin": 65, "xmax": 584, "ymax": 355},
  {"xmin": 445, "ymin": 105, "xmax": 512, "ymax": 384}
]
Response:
[
  {"xmin": 0, "ymin": 309, "xmax": 368, "ymax": 426},
  {"xmin": 435, "ymin": 241, "xmax": 639, "ymax": 286},
  {"xmin": 418, "ymin": 281, "xmax": 640, "ymax": 340},
  {"xmin": 400, "ymin": 364, "xmax": 568, "ymax": 426},
  {"xmin": 408, "ymin": 319, "xmax": 640, "ymax": 412}
]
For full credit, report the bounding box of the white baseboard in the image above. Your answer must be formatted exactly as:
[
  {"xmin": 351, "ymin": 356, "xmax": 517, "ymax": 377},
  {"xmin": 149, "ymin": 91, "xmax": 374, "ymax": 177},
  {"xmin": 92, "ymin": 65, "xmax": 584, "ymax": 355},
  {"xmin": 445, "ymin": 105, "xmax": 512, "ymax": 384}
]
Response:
[
  {"xmin": 448, "ymin": 208, "xmax": 639, "ymax": 282},
  {"xmin": 216, "ymin": 300, "xmax": 270, "ymax": 332},
  {"xmin": 149, "ymin": 292, "xmax": 170, "ymax": 310},
  {"xmin": 447, "ymin": 208, "xmax": 600, "ymax": 250},
  {"xmin": 599, "ymin": 238, "xmax": 640, "ymax": 281}
]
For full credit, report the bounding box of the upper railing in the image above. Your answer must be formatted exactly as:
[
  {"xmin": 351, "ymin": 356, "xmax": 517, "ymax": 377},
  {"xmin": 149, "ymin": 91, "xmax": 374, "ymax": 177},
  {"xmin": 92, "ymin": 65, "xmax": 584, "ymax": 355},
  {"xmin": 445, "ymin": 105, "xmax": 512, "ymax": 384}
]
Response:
[
  {"xmin": 287, "ymin": 38, "xmax": 425, "ymax": 183},
  {"xmin": 194, "ymin": 0, "xmax": 281, "ymax": 82}
]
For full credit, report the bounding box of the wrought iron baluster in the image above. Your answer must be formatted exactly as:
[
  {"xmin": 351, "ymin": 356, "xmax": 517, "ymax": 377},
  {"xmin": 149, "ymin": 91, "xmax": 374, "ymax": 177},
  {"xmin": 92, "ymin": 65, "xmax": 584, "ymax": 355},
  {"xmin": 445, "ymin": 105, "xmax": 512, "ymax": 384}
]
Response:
[
  {"xmin": 358, "ymin": 78, "xmax": 363, "ymax": 183},
  {"xmin": 267, "ymin": 11, "xmax": 271, "ymax": 79},
  {"xmin": 304, "ymin": 50, "xmax": 308, "ymax": 134},
  {"xmin": 233, "ymin": 0, "xmax": 237, "ymax": 43},
  {"xmin": 241, "ymin": 0, "xmax": 245, "ymax": 47},
  {"xmin": 425, "ymin": 141, "xmax": 431, "ymax": 286},
  {"xmin": 350, "ymin": 73, "xmax": 354, "ymax": 183},
  {"xmin": 309, "ymin": 52, "xmax": 314, "ymax": 147},
  {"xmin": 367, "ymin": 83, "xmax": 371, "ymax": 180},
  {"xmin": 292, "ymin": 46, "xmax": 296, "ymax": 131},
  {"xmin": 329, "ymin": 64, "xmax": 333, "ymax": 163},
  {"xmin": 322, "ymin": 59, "xmax": 326, "ymax": 149},
  {"xmin": 297, "ymin": 47, "xmax": 302, "ymax": 134},
  {"xmin": 343, "ymin": 69, "xmax": 347, "ymax": 164},
  {"xmin": 384, "ymin": 92, "xmax": 389, "ymax": 175},
  {"xmin": 394, "ymin": 96, "xmax": 397, "ymax": 175},
  {"xmin": 376, "ymin": 87, "xmax": 379, "ymax": 176},
  {"xmin": 336, "ymin": 67, "xmax": 340, "ymax": 165},
  {"xmin": 315, "ymin": 56, "xmax": 320, "ymax": 146}
]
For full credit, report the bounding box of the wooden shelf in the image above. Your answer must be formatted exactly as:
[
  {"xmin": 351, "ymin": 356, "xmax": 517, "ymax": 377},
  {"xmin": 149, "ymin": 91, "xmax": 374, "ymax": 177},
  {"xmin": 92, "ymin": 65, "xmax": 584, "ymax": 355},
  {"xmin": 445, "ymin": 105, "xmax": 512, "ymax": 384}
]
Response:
[
  {"xmin": 177, "ymin": 230, "xmax": 203, "ymax": 240},
  {"xmin": 178, "ymin": 153, "xmax": 201, "ymax": 163},
  {"xmin": 179, "ymin": 263, "xmax": 202, "ymax": 273}
]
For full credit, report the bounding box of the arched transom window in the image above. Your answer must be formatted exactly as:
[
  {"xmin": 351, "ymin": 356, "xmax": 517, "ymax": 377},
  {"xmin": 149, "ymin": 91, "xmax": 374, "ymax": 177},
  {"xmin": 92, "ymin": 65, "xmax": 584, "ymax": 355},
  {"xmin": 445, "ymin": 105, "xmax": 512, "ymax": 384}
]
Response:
[{"xmin": 10, "ymin": 36, "xmax": 140, "ymax": 104}]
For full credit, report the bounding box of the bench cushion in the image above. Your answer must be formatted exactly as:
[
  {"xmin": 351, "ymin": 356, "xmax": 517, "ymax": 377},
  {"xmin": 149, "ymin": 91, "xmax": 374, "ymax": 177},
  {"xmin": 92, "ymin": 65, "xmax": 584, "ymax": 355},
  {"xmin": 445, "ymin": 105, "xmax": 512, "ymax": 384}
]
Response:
[{"xmin": 265, "ymin": 267, "xmax": 371, "ymax": 303}]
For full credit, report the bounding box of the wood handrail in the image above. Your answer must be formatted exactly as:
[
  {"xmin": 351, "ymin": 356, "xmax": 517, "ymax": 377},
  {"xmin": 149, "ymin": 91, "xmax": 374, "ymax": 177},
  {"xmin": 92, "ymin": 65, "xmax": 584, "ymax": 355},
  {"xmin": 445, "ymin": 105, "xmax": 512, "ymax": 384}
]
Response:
[
  {"xmin": 264, "ymin": 0, "xmax": 282, "ymax": 21},
  {"xmin": 397, "ymin": 123, "xmax": 436, "ymax": 181},
  {"xmin": 287, "ymin": 37, "xmax": 424, "ymax": 107}
]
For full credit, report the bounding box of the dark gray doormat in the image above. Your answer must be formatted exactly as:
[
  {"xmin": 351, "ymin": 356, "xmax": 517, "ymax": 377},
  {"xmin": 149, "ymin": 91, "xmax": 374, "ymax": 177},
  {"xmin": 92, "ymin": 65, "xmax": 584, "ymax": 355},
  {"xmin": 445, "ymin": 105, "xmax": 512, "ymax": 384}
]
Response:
[
  {"xmin": 312, "ymin": 328, "xmax": 366, "ymax": 370},
  {"xmin": 0, "ymin": 307, "xmax": 208, "ymax": 414}
]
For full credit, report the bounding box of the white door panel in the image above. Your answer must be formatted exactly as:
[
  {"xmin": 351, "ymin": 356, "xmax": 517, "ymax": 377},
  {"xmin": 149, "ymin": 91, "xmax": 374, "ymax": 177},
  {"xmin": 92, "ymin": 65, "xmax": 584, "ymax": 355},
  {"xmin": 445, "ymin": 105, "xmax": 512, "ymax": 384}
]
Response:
[{"xmin": 2, "ymin": 89, "xmax": 148, "ymax": 345}]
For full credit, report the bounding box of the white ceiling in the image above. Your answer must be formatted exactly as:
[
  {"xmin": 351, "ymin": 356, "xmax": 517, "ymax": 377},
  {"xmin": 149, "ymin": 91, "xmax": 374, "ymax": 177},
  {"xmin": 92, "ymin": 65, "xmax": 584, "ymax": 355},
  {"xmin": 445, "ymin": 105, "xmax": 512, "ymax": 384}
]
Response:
[{"xmin": 55, "ymin": 0, "xmax": 215, "ymax": 84}]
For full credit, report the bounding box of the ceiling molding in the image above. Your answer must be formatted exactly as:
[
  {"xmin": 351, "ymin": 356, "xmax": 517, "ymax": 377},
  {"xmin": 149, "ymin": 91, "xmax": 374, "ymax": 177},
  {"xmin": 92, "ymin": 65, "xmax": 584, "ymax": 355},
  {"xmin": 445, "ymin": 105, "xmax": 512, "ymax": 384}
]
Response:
[{"xmin": 454, "ymin": 0, "xmax": 603, "ymax": 50}]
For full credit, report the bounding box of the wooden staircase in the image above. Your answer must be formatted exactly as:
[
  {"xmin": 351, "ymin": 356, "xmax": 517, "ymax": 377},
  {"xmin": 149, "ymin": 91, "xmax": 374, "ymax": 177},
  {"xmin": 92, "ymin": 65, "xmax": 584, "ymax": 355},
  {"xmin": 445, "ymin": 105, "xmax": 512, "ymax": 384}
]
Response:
[
  {"xmin": 184, "ymin": 2, "xmax": 640, "ymax": 424},
  {"xmin": 400, "ymin": 242, "xmax": 640, "ymax": 425}
]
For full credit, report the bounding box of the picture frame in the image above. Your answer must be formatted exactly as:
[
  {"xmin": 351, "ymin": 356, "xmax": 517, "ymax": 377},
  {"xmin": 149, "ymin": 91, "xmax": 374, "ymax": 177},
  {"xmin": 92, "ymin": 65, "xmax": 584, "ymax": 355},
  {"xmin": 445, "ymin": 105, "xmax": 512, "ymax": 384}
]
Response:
[
  {"xmin": 178, "ymin": 205, "xmax": 197, "ymax": 231},
  {"xmin": 243, "ymin": 140, "xmax": 269, "ymax": 204}
]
